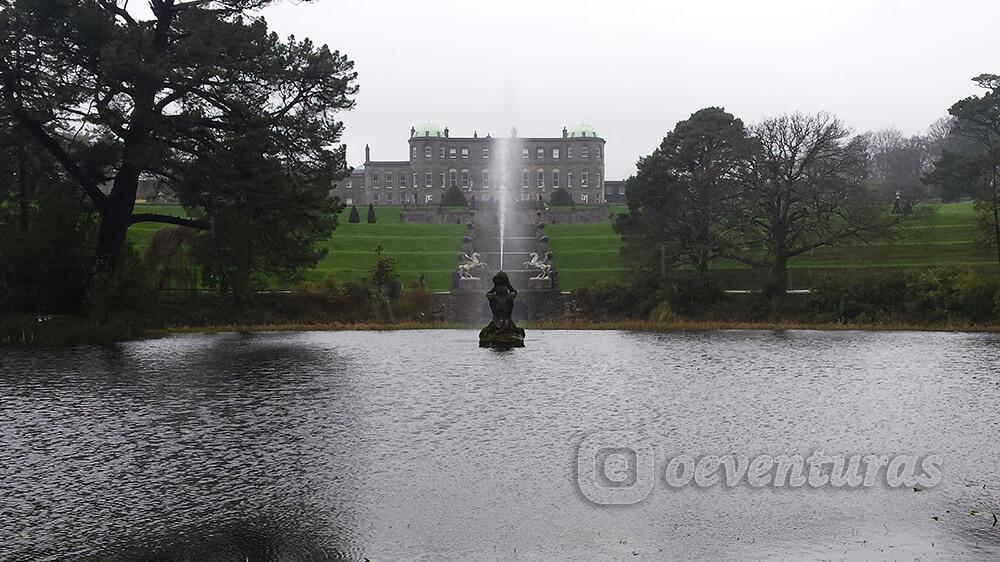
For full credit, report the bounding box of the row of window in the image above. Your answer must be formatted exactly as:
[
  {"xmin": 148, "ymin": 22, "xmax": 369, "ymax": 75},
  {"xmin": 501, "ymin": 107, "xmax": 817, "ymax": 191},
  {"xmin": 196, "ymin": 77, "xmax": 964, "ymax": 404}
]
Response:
[
  {"xmin": 352, "ymin": 169, "xmax": 601, "ymax": 189},
  {"xmin": 412, "ymin": 145, "xmax": 599, "ymax": 160},
  {"xmin": 356, "ymin": 190, "xmax": 603, "ymax": 206}
]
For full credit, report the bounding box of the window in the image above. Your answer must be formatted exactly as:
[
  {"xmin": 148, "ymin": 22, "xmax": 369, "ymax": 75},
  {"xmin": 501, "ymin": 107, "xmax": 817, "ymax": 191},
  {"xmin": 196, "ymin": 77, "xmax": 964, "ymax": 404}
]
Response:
[
  {"xmin": 399, "ymin": 173, "xmax": 406, "ymax": 188},
  {"xmin": 346, "ymin": 197, "xmax": 353, "ymax": 205},
  {"xmin": 582, "ymin": 171, "xmax": 589, "ymax": 187},
  {"xmin": 521, "ymin": 148, "xmax": 529, "ymax": 159},
  {"xmin": 413, "ymin": 173, "xmax": 418, "ymax": 188},
  {"xmin": 461, "ymin": 169, "xmax": 469, "ymax": 188},
  {"xmin": 439, "ymin": 147, "xmax": 445, "ymax": 158},
  {"xmin": 376, "ymin": 193, "xmax": 383, "ymax": 204},
  {"xmin": 424, "ymin": 146, "xmax": 432, "ymax": 158},
  {"xmin": 449, "ymin": 169, "xmax": 457, "ymax": 187},
  {"xmin": 440, "ymin": 172, "xmax": 445, "ymax": 187},
  {"xmin": 373, "ymin": 173, "xmax": 380, "ymax": 188},
  {"xmin": 424, "ymin": 172, "xmax": 432, "ymax": 187},
  {"xmin": 596, "ymin": 147, "xmax": 601, "ymax": 158},
  {"xmin": 536, "ymin": 168, "xmax": 544, "ymax": 188},
  {"xmin": 522, "ymin": 169, "xmax": 529, "ymax": 188},
  {"xmin": 482, "ymin": 193, "xmax": 490, "ymax": 202},
  {"xmin": 387, "ymin": 194, "xmax": 393, "ymax": 204},
  {"xmin": 482, "ymin": 170, "xmax": 490, "ymax": 188},
  {"xmin": 425, "ymin": 193, "xmax": 434, "ymax": 203},
  {"xmin": 412, "ymin": 146, "xmax": 417, "ymax": 159},
  {"xmin": 347, "ymin": 180, "xmax": 353, "ymax": 190},
  {"xmin": 386, "ymin": 173, "xmax": 393, "ymax": 188},
  {"xmin": 536, "ymin": 147, "xmax": 544, "ymax": 159},
  {"xmin": 619, "ymin": 184, "xmax": 625, "ymax": 195},
  {"xmin": 552, "ymin": 148, "xmax": 560, "ymax": 159},
  {"xmin": 449, "ymin": 148, "xmax": 457, "ymax": 159},
  {"xmin": 582, "ymin": 146, "xmax": 589, "ymax": 158},
  {"xmin": 568, "ymin": 147, "xmax": 573, "ymax": 159},
  {"xmin": 596, "ymin": 170, "xmax": 602, "ymax": 189},
  {"xmin": 552, "ymin": 169, "xmax": 560, "ymax": 188},
  {"xmin": 482, "ymin": 147, "xmax": 490, "ymax": 159},
  {"xmin": 581, "ymin": 193, "xmax": 589, "ymax": 203},
  {"xmin": 568, "ymin": 172, "xmax": 574, "ymax": 188},
  {"xmin": 461, "ymin": 147, "xmax": 469, "ymax": 159}
]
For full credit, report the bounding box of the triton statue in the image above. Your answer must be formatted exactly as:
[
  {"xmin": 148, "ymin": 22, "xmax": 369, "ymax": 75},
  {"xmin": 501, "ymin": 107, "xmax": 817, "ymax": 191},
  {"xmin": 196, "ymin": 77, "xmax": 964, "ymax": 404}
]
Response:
[{"xmin": 479, "ymin": 272, "xmax": 525, "ymax": 348}]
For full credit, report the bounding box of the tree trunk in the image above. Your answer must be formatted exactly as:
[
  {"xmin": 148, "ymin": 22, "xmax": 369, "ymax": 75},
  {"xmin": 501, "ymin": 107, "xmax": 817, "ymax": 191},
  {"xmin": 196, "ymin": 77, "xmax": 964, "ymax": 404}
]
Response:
[
  {"xmin": 17, "ymin": 142, "xmax": 29, "ymax": 230},
  {"xmin": 765, "ymin": 260, "xmax": 789, "ymax": 297},
  {"xmin": 765, "ymin": 225, "xmax": 789, "ymax": 297},
  {"xmin": 95, "ymin": 172, "xmax": 140, "ymax": 270},
  {"xmin": 992, "ymin": 169, "xmax": 1000, "ymax": 268}
]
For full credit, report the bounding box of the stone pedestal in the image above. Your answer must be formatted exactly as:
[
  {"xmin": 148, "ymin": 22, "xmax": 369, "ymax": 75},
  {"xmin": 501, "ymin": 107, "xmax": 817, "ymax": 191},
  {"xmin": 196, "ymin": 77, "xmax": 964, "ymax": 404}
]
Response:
[
  {"xmin": 458, "ymin": 277, "xmax": 484, "ymax": 292},
  {"xmin": 527, "ymin": 277, "xmax": 553, "ymax": 290}
]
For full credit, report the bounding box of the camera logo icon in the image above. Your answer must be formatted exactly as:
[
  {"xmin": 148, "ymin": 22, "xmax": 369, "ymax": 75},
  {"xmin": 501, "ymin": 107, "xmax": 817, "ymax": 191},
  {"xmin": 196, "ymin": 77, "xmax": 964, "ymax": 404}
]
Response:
[{"xmin": 577, "ymin": 431, "xmax": 655, "ymax": 505}]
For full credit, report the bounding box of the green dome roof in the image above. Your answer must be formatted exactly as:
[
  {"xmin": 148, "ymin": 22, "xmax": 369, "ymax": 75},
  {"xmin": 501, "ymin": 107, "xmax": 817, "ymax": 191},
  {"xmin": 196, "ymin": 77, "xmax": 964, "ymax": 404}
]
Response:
[
  {"xmin": 567, "ymin": 123, "xmax": 600, "ymax": 138},
  {"xmin": 414, "ymin": 122, "xmax": 444, "ymax": 138}
]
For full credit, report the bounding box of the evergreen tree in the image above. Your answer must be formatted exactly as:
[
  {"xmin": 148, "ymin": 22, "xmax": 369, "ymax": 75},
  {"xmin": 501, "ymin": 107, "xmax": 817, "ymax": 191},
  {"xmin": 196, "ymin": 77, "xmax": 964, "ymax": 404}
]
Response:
[
  {"xmin": 348, "ymin": 205, "xmax": 360, "ymax": 223},
  {"xmin": 442, "ymin": 185, "xmax": 469, "ymax": 206},
  {"xmin": 549, "ymin": 188, "xmax": 575, "ymax": 206},
  {"xmin": 367, "ymin": 203, "xmax": 377, "ymax": 223},
  {"xmin": 0, "ymin": 0, "xmax": 357, "ymax": 272}
]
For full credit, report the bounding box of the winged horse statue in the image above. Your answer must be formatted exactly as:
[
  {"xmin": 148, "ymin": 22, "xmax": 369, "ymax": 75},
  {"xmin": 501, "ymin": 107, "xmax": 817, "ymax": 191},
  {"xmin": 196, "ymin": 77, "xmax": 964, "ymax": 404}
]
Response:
[
  {"xmin": 458, "ymin": 252, "xmax": 487, "ymax": 279},
  {"xmin": 522, "ymin": 252, "xmax": 553, "ymax": 279}
]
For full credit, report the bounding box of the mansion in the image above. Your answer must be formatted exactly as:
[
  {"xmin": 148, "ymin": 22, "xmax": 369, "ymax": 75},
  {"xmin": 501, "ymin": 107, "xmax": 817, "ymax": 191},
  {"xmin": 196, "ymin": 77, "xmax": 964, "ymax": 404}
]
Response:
[{"xmin": 333, "ymin": 123, "xmax": 622, "ymax": 206}]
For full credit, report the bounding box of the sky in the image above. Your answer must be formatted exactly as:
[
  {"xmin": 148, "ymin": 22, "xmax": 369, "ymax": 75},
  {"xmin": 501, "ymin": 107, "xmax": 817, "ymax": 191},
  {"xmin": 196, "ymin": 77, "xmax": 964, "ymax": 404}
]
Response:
[{"xmin": 255, "ymin": 0, "xmax": 998, "ymax": 180}]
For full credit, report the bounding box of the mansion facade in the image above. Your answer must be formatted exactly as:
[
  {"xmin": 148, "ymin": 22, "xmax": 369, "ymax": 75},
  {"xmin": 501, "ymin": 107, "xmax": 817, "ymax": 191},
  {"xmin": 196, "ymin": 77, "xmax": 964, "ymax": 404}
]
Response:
[{"xmin": 334, "ymin": 123, "xmax": 620, "ymax": 206}]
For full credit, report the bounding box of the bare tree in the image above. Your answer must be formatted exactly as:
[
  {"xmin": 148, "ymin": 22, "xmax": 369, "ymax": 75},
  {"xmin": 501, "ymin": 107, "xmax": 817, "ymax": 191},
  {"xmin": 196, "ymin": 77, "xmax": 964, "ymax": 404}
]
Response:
[{"xmin": 725, "ymin": 112, "xmax": 886, "ymax": 294}]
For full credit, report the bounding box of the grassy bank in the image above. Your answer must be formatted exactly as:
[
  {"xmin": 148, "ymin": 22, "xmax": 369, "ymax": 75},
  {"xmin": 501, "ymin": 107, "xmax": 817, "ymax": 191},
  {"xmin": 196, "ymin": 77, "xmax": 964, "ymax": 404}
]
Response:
[
  {"xmin": 548, "ymin": 201, "xmax": 996, "ymax": 289},
  {"xmin": 162, "ymin": 319, "xmax": 1000, "ymax": 335},
  {"xmin": 129, "ymin": 204, "xmax": 465, "ymax": 291},
  {"xmin": 524, "ymin": 319, "xmax": 1000, "ymax": 333}
]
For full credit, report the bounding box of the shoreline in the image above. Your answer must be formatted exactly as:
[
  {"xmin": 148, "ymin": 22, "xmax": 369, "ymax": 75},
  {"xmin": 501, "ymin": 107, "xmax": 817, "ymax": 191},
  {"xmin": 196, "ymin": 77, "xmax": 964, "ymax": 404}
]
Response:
[
  {"xmin": 7, "ymin": 318, "xmax": 999, "ymax": 347},
  {"xmin": 159, "ymin": 319, "xmax": 1000, "ymax": 335}
]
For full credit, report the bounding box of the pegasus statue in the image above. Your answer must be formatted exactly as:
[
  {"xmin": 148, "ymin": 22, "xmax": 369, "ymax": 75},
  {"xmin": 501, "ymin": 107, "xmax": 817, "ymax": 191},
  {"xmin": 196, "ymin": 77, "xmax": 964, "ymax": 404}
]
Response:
[
  {"xmin": 521, "ymin": 251, "xmax": 553, "ymax": 279},
  {"xmin": 458, "ymin": 252, "xmax": 487, "ymax": 279}
]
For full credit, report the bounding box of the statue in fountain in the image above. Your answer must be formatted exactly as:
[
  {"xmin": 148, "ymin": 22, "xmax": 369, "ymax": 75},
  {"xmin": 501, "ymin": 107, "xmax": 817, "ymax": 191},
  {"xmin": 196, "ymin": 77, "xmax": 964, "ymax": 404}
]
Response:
[
  {"xmin": 457, "ymin": 252, "xmax": 487, "ymax": 279},
  {"xmin": 479, "ymin": 272, "xmax": 525, "ymax": 348},
  {"xmin": 522, "ymin": 252, "xmax": 553, "ymax": 279}
]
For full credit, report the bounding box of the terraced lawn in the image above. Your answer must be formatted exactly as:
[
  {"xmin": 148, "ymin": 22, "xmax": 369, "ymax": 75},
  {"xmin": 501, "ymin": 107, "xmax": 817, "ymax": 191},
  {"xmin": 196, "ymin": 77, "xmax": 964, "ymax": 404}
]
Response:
[
  {"xmin": 128, "ymin": 201, "xmax": 997, "ymax": 292},
  {"xmin": 128, "ymin": 205, "xmax": 464, "ymax": 291},
  {"xmin": 548, "ymin": 201, "xmax": 998, "ymax": 290}
]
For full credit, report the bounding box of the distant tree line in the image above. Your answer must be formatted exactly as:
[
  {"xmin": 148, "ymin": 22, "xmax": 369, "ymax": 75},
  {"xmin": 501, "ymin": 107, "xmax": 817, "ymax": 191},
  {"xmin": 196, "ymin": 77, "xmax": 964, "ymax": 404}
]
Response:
[{"xmin": 616, "ymin": 74, "xmax": 1000, "ymax": 292}]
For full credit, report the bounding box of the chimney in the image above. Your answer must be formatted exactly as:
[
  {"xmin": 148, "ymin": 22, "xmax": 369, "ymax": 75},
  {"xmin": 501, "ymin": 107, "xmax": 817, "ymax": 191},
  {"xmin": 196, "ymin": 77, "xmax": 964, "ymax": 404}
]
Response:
[
  {"xmin": 562, "ymin": 126, "xmax": 568, "ymax": 139},
  {"xmin": 510, "ymin": 127, "xmax": 518, "ymax": 138},
  {"xmin": 410, "ymin": 126, "xmax": 415, "ymax": 138},
  {"xmin": 444, "ymin": 126, "xmax": 449, "ymax": 138},
  {"xmin": 365, "ymin": 144, "xmax": 370, "ymax": 163},
  {"xmin": 474, "ymin": 131, "xmax": 478, "ymax": 139}
]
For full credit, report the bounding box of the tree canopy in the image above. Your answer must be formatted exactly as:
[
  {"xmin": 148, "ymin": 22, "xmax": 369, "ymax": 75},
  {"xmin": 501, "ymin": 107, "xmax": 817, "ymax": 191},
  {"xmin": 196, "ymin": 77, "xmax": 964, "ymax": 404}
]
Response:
[
  {"xmin": 0, "ymin": 0, "xmax": 357, "ymax": 273},
  {"xmin": 615, "ymin": 107, "xmax": 751, "ymax": 272}
]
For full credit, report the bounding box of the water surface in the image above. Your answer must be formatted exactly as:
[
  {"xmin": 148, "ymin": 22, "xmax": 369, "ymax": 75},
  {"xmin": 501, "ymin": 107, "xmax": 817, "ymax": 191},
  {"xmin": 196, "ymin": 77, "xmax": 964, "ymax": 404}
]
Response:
[{"xmin": 2, "ymin": 329, "xmax": 1000, "ymax": 560}]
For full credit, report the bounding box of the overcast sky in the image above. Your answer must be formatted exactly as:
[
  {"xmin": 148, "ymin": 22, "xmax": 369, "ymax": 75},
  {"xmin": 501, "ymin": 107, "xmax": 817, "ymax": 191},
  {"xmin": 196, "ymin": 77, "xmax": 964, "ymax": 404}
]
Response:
[{"xmin": 258, "ymin": 0, "xmax": 998, "ymax": 179}]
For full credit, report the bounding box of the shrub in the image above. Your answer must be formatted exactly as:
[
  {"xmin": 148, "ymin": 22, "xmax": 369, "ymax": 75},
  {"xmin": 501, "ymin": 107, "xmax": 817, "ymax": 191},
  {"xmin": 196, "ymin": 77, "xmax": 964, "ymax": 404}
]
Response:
[
  {"xmin": 395, "ymin": 283, "xmax": 434, "ymax": 321},
  {"xmin": 348, "ymin": 205, "xmax": 360, "ymax": 223},
  {"xmin": 441, "ymin": 185, "xmax": 469, "ymax": 206},
  {"xmin": 367, "ymin": 203, "xmax": 377, "ymax": 223},
  {"xmin": 662, "ymin": 276, "xmax": 724, "ymax": 316},
  {"xmin": 549, "ymin": 188, "xmax": 574, "ymax": 206},
  {"xmin": 0, "ymin": 190, "xmax": 97, "ymax": 315}
]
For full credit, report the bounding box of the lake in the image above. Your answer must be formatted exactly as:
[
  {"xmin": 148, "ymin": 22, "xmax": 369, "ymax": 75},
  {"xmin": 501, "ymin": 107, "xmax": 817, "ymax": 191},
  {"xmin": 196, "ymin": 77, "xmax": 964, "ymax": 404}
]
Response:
[{"xmin": 2, "ymin": 329, "xmax": 1000, "ymax": 560}]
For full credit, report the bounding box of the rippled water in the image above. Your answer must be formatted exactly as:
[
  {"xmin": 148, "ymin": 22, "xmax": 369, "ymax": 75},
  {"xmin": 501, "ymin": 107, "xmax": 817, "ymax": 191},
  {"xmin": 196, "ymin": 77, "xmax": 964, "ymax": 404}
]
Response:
[{"xmin": 3, "ymin": 329, "xmax": 1000, "ymax": 560}]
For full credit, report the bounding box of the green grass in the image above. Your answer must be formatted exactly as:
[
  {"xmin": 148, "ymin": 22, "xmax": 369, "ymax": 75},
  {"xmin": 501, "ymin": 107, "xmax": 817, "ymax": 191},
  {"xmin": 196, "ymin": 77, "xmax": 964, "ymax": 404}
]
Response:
[
  {"xmin": 128, "ymin": 204, "xmax": 465, "ymax": 291},
  {"xmin": 548, "ymin": 201, "xmax": 997, "ymax": 290},
  {"xmin": 128, "ymin": 200, "xmax": 996, "ymax": 292}
]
